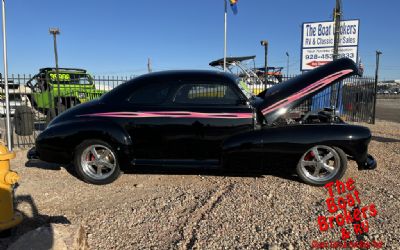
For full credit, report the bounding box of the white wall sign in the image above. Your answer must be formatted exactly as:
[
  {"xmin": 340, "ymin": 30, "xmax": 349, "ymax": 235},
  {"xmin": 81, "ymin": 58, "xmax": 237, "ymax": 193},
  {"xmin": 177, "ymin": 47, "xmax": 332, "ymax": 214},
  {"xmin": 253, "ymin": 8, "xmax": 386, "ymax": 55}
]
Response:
[{"xmin": 301, "ymin": 19, "xmax": 359, "ymax": 71}]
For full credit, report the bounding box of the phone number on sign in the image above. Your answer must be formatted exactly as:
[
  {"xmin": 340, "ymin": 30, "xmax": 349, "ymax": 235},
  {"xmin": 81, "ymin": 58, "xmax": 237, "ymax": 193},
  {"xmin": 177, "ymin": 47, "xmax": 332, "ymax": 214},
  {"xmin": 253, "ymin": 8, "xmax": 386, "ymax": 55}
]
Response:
[{"xmin": 305, "ymin": 53, "xmax": 355, "ymax": 60}]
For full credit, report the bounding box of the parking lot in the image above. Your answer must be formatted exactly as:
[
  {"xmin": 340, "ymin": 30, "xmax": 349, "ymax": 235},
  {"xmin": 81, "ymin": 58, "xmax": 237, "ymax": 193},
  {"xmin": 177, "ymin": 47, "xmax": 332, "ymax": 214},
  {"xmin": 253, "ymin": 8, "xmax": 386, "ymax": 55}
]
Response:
[
  {"xmin": 376, "ymin": 97, "xmax": 400, "ymax": 123},
  {"xmin": 0, "ymin": 117, "xmax": 398, "ymax": 249}
]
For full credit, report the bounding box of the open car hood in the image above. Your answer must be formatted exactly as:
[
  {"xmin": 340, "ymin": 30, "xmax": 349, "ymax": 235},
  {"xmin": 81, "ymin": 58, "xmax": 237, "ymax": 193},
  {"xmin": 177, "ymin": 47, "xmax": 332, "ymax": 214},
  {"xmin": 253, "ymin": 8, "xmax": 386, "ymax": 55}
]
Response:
[{"xmin": 257, "ymin": 58, "xmax": 359, "ymax": 124}]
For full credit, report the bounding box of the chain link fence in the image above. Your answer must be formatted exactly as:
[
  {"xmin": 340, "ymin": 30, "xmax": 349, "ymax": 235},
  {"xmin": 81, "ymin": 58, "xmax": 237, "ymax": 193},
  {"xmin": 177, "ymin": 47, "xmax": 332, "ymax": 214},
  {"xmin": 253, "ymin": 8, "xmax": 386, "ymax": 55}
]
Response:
[{"xmin": 0, "ymin": 72, "xmax": 376, "ymax": 148}]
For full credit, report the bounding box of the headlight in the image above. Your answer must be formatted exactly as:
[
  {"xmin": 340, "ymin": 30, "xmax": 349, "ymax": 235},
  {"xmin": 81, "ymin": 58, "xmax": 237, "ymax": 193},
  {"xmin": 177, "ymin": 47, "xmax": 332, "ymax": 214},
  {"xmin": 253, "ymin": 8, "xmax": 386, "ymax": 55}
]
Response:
[{"xmin": 78, "ymin": 93, "xmax": 86, "ymax": 99}]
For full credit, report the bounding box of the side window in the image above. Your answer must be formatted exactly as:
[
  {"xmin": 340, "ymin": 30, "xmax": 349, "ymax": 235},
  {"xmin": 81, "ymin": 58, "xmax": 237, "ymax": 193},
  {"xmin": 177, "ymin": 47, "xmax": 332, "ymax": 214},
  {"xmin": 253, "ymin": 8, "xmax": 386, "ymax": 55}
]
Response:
[
  {"xmin": 129, "ymin": 83, "xmax": 170, "ymax": 104},
  {"xmin": 173, "ymin": 83, "xmax": 240, "ymax": 105}
]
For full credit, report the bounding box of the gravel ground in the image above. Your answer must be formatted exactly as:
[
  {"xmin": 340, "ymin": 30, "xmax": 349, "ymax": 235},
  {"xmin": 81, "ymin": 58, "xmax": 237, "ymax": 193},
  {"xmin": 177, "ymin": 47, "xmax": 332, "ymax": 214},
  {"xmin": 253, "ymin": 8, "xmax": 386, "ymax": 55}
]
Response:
[{"xmin": 0, "ymin": 120, "xmax": 399, "ymax": 249}]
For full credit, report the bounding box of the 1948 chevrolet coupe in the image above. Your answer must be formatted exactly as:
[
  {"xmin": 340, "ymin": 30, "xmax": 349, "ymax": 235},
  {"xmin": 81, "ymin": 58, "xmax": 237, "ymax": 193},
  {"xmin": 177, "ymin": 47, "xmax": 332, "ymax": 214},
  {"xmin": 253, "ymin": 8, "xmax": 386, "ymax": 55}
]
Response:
[{"xmin": 30, "ymin": 58, "xmax": 376, "ymax": 185}]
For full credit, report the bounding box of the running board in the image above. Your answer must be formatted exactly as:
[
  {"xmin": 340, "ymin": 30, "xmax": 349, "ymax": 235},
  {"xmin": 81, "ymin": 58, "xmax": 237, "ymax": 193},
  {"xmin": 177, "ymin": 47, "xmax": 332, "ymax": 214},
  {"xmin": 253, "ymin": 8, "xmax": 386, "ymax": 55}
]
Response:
[{"xmin": 131, "ymin": 159, "xmax": 220, "ymax": 168}]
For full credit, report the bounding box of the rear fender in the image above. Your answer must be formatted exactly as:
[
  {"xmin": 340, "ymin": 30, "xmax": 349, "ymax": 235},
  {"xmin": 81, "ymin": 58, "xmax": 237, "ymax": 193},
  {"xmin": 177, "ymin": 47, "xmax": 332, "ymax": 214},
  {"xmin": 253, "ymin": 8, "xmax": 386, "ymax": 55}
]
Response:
[{"xmin": 36, "ymin": 119, "xmax": 132, "ymax": 165}]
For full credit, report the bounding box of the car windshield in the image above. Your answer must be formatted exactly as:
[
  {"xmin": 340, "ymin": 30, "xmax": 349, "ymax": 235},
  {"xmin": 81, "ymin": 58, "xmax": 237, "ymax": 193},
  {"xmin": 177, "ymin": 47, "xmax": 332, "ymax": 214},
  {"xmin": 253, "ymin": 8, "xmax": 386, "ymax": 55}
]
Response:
[
  {"xmin": 236, "ymin": 78, "xmax": 254, "ymax": 99},
  {"xmin": 48, "ymin": 73, "xmax": 93, "ymax": 85}
]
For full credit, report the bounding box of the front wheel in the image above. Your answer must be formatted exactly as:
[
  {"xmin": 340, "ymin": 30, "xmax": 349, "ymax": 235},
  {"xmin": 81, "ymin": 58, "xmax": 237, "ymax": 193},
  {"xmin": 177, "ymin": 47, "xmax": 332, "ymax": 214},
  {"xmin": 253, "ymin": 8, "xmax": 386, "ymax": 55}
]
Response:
[
  {"xmin": 74, "ymin": 140, "xmax": 121, "ymax": 185},
  {"xmin": 296, "ymin": 145, "xmax": 347, "ymax": 186}
]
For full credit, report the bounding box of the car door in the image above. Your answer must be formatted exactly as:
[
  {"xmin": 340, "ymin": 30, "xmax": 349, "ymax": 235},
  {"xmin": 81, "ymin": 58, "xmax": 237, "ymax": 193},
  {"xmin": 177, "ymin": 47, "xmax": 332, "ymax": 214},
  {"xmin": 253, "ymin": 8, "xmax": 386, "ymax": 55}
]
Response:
[
  {"xmin": 124, "ymin": 81, "xmax": 174, "ymax": 160},
  {"xmin": 161, "ymin": 80, "xmax": 255, "ymax": 160}
]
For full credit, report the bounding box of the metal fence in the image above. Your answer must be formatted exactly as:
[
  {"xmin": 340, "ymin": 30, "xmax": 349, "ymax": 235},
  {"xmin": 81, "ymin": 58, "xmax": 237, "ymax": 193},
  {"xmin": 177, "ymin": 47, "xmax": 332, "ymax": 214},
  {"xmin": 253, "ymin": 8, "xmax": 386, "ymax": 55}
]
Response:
[
  {"xmin": 0, "ymin": 73, "xmax": 133, "ymax": 148},
  {"xmin": 0, "ymin": 73, "xmax": 376, "ymax": 148},
  {"xmin": 247, "ymin": 75, "xmax": 376, "ymax": 122},
  {"xmin": 315, "ymin": 76, "xmax": 376, "ymax": 123}
]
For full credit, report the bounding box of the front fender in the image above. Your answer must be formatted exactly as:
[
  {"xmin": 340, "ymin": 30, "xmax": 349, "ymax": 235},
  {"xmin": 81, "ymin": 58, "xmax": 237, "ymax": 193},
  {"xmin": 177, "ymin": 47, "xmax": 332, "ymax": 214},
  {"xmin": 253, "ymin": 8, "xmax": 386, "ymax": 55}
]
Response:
[
  {"xmin": 36, "ymin": 118, "xmax": 132, "ymax": 165},
  {"xmin": 222, "ymin": 124, "xmax": 372, "ymax": 167}
]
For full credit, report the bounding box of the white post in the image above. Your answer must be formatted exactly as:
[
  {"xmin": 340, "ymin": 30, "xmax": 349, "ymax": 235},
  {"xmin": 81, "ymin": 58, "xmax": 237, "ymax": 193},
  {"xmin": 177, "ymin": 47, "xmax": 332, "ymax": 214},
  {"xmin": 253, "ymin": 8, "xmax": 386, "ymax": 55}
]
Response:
[
  {"xmin": 1, "ymin": 0, "xmax": 12, "ymax": 151},
  {"xmin": 223, "ymin": 0, "xmax": 227, "ymax": 72}
]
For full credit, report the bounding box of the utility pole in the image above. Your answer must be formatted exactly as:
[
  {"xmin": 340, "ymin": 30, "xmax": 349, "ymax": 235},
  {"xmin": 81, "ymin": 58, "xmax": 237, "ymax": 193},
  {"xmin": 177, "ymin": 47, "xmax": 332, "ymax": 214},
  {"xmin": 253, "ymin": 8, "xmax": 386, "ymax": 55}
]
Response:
[
  {"xmin": 260, "ymin": 40, "xmax": 268, "ymax": 83},
  {"xmin": 2, "ymin": 0, "xmax": 12, "ymax": 150},
  {"xmin": 49, "ymin": 28, "xmax": 61, "ymax": 115},
  {"xmin": 372, "ymin": 50, "xmax": 382, "ymax": 124},
  {"xmin": 223, "ymin": 0, "xmax": 227, "ymax": 71},
  {"xmin": 147, "ymin": 58, "xmax": 152, "ymax": 73},
  {"xmin": 285, "ymin": 52, "xmax": 290, "ymax": 77},
  {"xmin": 331, "ymin": 0, "xmax": 342, "ymax": 106},
  {"xmin": 332, "ymin": 0, "xmax": 341, "ymax": 60}
]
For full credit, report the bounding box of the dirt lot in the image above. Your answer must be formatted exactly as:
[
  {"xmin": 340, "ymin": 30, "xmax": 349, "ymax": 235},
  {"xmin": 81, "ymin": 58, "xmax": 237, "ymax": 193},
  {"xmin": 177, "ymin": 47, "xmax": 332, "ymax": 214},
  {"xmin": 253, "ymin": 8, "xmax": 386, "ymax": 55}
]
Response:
[{"xmin": 0, "ymin": 120, "xmax": 398, "ymax": 249}]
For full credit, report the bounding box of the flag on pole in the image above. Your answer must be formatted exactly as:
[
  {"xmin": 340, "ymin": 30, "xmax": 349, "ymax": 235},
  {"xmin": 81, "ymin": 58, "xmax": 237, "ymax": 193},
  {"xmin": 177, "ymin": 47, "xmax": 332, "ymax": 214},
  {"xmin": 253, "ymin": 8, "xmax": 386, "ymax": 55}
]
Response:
[{"xmin": 229, "ymin": 0, "xmax": 238, "ymax": 14}]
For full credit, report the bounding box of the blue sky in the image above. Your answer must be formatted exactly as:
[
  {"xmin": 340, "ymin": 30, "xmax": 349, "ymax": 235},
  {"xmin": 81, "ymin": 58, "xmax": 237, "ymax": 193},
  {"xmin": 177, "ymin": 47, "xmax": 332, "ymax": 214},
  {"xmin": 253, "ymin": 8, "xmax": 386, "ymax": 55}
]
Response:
[{"xmin": 1, "ymin": 0, "xmax": 399, "ymax": 79}]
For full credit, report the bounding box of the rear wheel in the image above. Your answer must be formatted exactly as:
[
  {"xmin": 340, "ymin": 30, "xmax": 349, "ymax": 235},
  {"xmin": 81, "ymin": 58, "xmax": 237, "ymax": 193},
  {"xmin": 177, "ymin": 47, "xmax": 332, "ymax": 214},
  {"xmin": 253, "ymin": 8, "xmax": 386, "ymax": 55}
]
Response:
[
  {"xmin": 296, "ymin": 145, "xmax": 347, "ymax": 186},
  {"xmin": 74, "ymin": 140, "xmax": 121, "ymax": 185}
]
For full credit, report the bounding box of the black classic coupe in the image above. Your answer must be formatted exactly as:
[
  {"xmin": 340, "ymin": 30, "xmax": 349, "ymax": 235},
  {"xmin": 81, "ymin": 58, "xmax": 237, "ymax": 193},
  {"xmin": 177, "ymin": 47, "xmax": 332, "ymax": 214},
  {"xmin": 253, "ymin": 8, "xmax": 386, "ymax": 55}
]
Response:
[{"xmin": 30, "ymin": 58, "xmax": 376, "ymax": 185}]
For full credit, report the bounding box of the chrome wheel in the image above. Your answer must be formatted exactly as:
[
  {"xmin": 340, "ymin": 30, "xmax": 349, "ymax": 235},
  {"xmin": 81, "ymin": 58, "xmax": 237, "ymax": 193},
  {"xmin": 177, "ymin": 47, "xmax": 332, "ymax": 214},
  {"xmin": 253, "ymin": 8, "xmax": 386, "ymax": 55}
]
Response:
[
  {"xmin": 81, "ymin": 144, "xmax": 117, "ymax": 180},
  {"xmin": 298, "ymin": 145, "xmax": 341, "ymax": 182}
]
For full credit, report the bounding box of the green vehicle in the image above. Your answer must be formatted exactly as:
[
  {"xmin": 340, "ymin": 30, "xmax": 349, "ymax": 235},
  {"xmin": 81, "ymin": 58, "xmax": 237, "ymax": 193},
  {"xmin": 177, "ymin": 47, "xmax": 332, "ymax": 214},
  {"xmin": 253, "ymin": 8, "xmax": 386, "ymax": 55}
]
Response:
[{"xmin": 14, "ymin": 67, "xmax": 106, "ymax": 135}]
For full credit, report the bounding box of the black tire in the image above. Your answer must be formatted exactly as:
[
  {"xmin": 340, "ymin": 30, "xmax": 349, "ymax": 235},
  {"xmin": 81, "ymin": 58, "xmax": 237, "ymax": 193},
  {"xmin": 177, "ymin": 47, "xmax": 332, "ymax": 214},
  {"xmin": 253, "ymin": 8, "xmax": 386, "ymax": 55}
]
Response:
[
  {"xmin": 74, "ymin": 139, "xmax": 121, "ymax": 185},
  {"xmin": 296, "ymin": 145, "xmax": 347, "ymax": 186},
  {"xmin": 14, "ymin": 106, "xmax": 34, "ymax": 136}
]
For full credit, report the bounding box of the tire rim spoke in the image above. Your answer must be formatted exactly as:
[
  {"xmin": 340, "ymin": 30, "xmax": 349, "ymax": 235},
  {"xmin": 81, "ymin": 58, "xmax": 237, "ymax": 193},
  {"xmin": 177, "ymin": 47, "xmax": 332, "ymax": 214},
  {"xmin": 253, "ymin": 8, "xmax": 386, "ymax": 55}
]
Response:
[
  {"xmin": 301, "ymin": 160, "xmax": 317, "ymax": 166},
  {"xmin": 312, "ymin": 148, "xmax": 321, "ymax": 161},
  {"xmin": 313, "ymin": 166, "xmax": 321, "ymax": 176},
  {"xmin": 321, "ymin": 163, "xmax": 335, "ymax": 172},
  {"xmin": 86, "ymin": 160, "xmax": 96, "ymax": 166},
  {"xmin": 96, "ymin": 166, "xmax": 103, "ymax": 175},
  {"xmin": 102, "ymin": 161, "xmax": 114, "ymax": 169},
  {"xmin": 321, "ymin": 152, "xmax": 334, "ymax": 162},
  {"xmin": 91, "ymin": 147, "xmax": 100, "ymax": 160}
]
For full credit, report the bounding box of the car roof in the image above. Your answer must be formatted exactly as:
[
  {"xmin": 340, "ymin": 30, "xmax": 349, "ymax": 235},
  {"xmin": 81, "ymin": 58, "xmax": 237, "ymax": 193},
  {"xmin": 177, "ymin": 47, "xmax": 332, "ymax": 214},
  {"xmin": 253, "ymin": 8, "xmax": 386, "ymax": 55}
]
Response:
[
  {"xmin": 133, "ymin": 70, "xmax": 237, "ymax": 82},
  {"xmin": 101, "ymin": 70, "xmax": 239, "ymax": 103}
]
